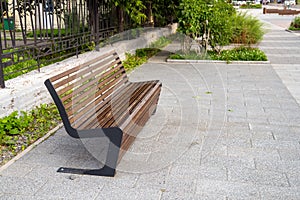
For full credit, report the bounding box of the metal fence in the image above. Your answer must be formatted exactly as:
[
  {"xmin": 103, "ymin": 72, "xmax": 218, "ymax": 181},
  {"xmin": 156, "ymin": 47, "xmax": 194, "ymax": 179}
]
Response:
[{"xmin": 0, "ymin": 0, "xmax": 125, "ymax": 88}]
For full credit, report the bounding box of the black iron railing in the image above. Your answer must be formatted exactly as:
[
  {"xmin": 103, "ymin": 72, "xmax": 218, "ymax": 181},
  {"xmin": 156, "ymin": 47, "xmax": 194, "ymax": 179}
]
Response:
[{"xmin": 0, "ymin": 0, "xmax": 121, "ymax": 88}]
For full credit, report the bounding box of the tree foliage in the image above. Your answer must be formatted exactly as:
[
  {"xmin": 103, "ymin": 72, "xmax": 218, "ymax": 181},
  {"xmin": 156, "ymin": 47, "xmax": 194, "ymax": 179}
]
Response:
[
  {"xmin": 177, "ymin": 0, "xmax": 236, "ymax": 53},
  {"xmin": 151, "ymin": 0, "xmax": 179, "ymax": 26},
  {"xmin": 113, "ymin": 0, "xmax": 146, "ymax": 26}
]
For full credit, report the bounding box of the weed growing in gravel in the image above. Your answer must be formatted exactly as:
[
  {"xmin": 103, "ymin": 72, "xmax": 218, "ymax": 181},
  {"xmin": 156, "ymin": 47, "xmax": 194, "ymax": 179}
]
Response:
[{"xmin": 0, "ymin": 104, "xmax": 61, "ymax": 166}]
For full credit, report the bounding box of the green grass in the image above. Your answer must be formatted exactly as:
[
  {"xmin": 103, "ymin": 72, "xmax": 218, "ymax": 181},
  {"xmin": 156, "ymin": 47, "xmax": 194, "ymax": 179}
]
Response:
[
  {"xmin": 123, "ymin": 48, "xmax": 160, "ymax": 71},
  {"xmin": 0, "ymin": 104, "xmax": 61, "ymax": 166},
  {"xmin": 123, "ymin": 36, "xmax": 172, "ymax": 71},
  {"xmin": 231, "ymin": 13, "xmax": 265, "ymax": 45},
  {"xmin": 148, "ymin": 36, "xmax": 172, "ymax": 49},
  {"xmin": 210, "ymin": 46, "xmax": 267, "ymax": 61},
  {"xmin": 169, "ymin": 46, "xmax": 268, "ymax": 62},
  {"xmin": 289, "ymin": 16, "xmax": 300, "ymax": 31},
  {"xmin": 239, "ymin": 4, "xmax": 262, "ymax": 9},
  {"xmin": 26, "ymin": 27, "xmax": 89, "ymax": 38}
]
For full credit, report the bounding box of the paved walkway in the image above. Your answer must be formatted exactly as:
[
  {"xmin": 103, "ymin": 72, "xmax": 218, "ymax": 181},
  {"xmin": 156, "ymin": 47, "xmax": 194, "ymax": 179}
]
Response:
[
  {"xmin": 258, "ymin": 9, "xmax": 300, "ymax": 105},
  {"xmin": 1, "ymin": 9, "xmax": 300, "ymax": 200}
]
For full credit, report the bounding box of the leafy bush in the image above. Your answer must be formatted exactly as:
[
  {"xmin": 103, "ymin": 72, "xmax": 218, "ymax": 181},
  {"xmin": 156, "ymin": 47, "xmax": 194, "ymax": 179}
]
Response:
[
  {"xmin": 136, "ymin": 48, "xmax": 160, "ymax": 58},
  {"xmin": 240, "ymin": 4, "xmax": 262, "ymax": 9},
  {"xmin": 26, "ymin": 27, "xmax": 89, "ymax": 38},
  {"xmin": 0, "ymin": 104, "xmax": 61, "ymax": 165},
  {"xmin": 169, "ymin": 46, "xmax": 268, "ymax": 61},
  {"xmin": 123, "ymin": 48, "xmax": 160, "ymax": 71},
  {"xmin": 123, "ymin": 36, "xmax": 171, "ymax": 71},
  {"xmin": 123, "ymin": 52, "xmax": 148, "ymax": 71},
  {"xmin": 210, "ymin": 46, "xmax": 268, "ymax": 61},
  {"xmin": 2, "ymin": 50, "xmax": 39, "ymax": 81},
  {"xmin": 177, "ymin": 0, "xmax": 236, "ymax": 53},
  {"xmin": 289, "ymin": 16, "xmax": 300, "ymax": 30},
  {"xmin": 169, "ymin": 50, "xmax": 208, "ymax": 60},
  {"xmin": 231, "ymin": 13, "xmax": 264, "ymax": 45},
  {"xmin": 148, "ymin": 36, "xmax": 172, "ymax": 49}
]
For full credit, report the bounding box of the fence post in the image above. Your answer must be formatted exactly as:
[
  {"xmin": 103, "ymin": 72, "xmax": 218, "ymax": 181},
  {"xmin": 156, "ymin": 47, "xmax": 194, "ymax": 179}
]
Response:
[
  {"xmin": 94, "ymin": 0, "xmax": 99, "ymax": 51},
  {"xmin": 0, "ymin": 62, "xmax": 5, "ymax": 89},
  {"xmin": 0, "ymin": 32, "xmax": 5, "ymax": 88}
]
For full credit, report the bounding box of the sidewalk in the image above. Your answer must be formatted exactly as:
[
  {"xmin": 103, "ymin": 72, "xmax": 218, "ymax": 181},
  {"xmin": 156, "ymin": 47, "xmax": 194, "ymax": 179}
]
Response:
[{"xmin": 1, "ymin": 9, "xmax": 300, "ymax": 200}]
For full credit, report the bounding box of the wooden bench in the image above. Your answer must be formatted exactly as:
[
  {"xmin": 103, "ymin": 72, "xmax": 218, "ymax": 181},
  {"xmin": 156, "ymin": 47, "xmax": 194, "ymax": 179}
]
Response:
[
  {"xmin": 44, "ymin": 50, "xmax": 162, "ymax": 177},
  {"xmin": 278, "ymin": 9, "xmax": 300, "ymax": 15},
  {"xmin": 263, "ymin": 8, "xmax": 300, "ymax": 15},
  {"xmin": 263, "ymin": 8, "xmax": 279, "ymax": 14}
]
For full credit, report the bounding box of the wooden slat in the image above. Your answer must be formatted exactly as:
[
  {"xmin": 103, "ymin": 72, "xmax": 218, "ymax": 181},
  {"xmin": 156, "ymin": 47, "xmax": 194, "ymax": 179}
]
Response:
[
  {"xmin": 103, "ymin": 82, "xmax": 156, "ymax": 128},
  {"xmin": 62, "ymin": 63, "xmax": 125, "ymax": 110},
  {"xmin": 49, "ymin": 50, "xmax": 116, "ymax": 82},
  {"xmin": 75, "ymin": 81, "xmax": 142, "ymax": 129},
  {"xmin": 54, "ymin": 55, "xmax": 121, "ymax": 91},
  {"xmin": 46, "ymin": 49, "xmax": 162, "ymax": 166},
  {"xmin": 65, "ymin": 71, "xmax": 127, "ymax": 118},
  {"xmin": 71, "ymin": 77, "xmax": 129, "ymax": 128},
  {"xmin": 118, "ymin": 86, "xmax": 161, "ymax": 161}
]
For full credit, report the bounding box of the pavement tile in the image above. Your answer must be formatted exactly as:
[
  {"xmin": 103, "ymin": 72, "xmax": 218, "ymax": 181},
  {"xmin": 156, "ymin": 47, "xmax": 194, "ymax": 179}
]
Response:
[
  {"xmin": 228, "ymin": 166, "xmax": 289, "ymax": 187},
  {"xmin": 255, "ymin": 159, "xmax": 300, "ymax": 173},
  {"xmin": 0, "ymin": 176, "xmax": 46, "ymax": 195},
  {"xmin": 196, "ymin": 179, "xmax": 260, "ymax": 199},
  {"xmin": 197, "ymin": 165, "xmax": 228, "ymax": 181},
  {"xmin": 227, "ymin": 146, "xmax": 281, "ymax": 160},
  {"xmin": 134, "ymin": 167, "xmax": 169, "ymax": 189},
  {"xmin": 287, "ymin": 171, "xmax": 300, "ymax": 187},
  {"xmin": 278, "ymin": 149, "xmax": 300, "ymax": 161},
  {"xmin": 96, "ymin": 185, "xmax": 161, "ymax": 200},
  {"xmin": 161, "ymin": 190, "xmax": 228, "ymax": 200},
  {"xmin": 259, "ymin": 185, "xmax": 300, "ymax": 200},
  {"xmin": 251, "ymin": 131, "xmax": 275, "ymax": 140},
  {"xmin": 0, "ymin": 162, "xmax": 34, "ymax": 178},
  {"xmin": 0, "ymin": 194, "xmax": 66, "ymax": 200},
  {"xmin": 35, "ymin": 176, "xmax": 104, "ymax": 199},
  {"xmin": 200, "ymin": 154, "xmax": 255, "ymax": 170},
  {"xmin": 252, "ymin": 139, "xmax": 300, "ymax": 150}
]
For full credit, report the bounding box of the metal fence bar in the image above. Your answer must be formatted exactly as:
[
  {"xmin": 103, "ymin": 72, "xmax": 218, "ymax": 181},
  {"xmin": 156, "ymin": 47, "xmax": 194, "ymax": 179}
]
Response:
[{"xmin": 0, "ymin": 0, "xmax": 135, "ymax": 88}]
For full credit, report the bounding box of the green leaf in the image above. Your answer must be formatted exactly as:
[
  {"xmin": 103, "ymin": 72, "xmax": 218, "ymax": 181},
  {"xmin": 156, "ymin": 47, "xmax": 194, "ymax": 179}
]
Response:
[
  {"xmin": 10, "ymin": 128, "xmax": 19, "ymax": 135},
  {"xmin": 4, "ymin": 140, "xmax": 16, "ymax": 145}
]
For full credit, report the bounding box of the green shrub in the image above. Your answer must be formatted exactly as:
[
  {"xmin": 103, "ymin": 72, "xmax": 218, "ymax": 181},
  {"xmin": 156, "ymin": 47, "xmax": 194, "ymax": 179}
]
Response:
[
  {"xmin": 26, "ymin": 27, "xmax": 89, "ymax": 38},
  {"xmin": 169, "ymin": 50, "xmax": 208, "ymax": 60},
  {"xmin": 123, "ymin": 52, "xmax": 148, "ymax": 71},
  {"xmin": 240, "ymin": 4, "xmax": 262, "ymax": 9},
  {"xmin": 177, "ymin": 0, "xmax": 236, "ymax": 53},
  {"xmin": 148, "ymin": 36, "xmax": 172, "ymax": 49},
  {"xmin": 123, "ymin": 36, "xmax": 170, "ymax": 71},
  {"xmin": 123, "ymin": 48, "xmax": 160, "ymax": 71},
  {"xmin": 2, "ymin": 50, "xmax": 39, "ymax": 81},
  {"xmin": 231, "ymin": 13, "xmax": 264, "ymax": 45},
  {"xmin": 210, "ymin": 46, "xmax": 267, "ymax": 61},
  {"xmin": 289, "ymin": 16, "xmax": 300, "ymax": 30},
  {"xmin": 0, "ymin": 104, "xmax": 61, "ymax": 165},
  {"xmin": 136, "ymin": 48, "xmax": 160, "ymax": 58},
  {"xmin": 169, "ymin": 46, "xmax": 268, "ymax": 61}
]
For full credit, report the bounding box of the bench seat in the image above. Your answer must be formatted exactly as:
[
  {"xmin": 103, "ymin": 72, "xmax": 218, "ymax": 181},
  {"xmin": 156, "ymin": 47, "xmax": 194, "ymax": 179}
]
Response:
[{"xmin": 44, "ymin": 50, "xmax": 162, "ymax": 176}]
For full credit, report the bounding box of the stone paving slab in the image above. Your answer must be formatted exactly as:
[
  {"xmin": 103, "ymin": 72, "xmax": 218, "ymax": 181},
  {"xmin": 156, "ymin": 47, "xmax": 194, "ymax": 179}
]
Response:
[
  {"xmin": 1, "ymin": 60, "xmax": 300, "ymax": 199},
  {"xmin": 1, "ymin": 7, "xmax": 300, "ymax": 200}
]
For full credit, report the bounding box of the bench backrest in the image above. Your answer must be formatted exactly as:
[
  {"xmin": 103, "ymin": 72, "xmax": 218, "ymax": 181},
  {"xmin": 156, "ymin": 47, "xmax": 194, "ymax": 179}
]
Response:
[{"xmin": 45, "ymin": 50, "xmax": 128, "ymax": 133}]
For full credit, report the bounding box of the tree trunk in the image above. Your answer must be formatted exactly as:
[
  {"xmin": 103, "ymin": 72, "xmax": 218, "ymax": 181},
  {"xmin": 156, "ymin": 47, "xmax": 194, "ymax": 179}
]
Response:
[
  {"xmin": 146, "ymin": 1, "xmax": 153, "ymax": 27},
  {"xmin": 117, "ymin": 6, "xmax": 124, "ymax": 32}
]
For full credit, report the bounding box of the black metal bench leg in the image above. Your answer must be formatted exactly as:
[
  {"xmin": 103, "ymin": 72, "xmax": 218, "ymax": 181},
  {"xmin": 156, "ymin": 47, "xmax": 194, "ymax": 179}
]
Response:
[
  {"xmin": 57, "ymin": 128, "xmax": 123, "ymax": 177},
  {"xmin": 57, "ymin": 165, "xmax": 116, "ymax": 176}
]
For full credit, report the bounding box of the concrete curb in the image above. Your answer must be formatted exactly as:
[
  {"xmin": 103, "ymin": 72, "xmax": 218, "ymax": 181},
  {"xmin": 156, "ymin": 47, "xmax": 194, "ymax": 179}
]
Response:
[
  {"xmin": 0, "ymin": 123, "xmax": 63, "ymax": 173},
  {"xmin": 167, "ymin": 59, "xmax": 271, "ymax": 64}
]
